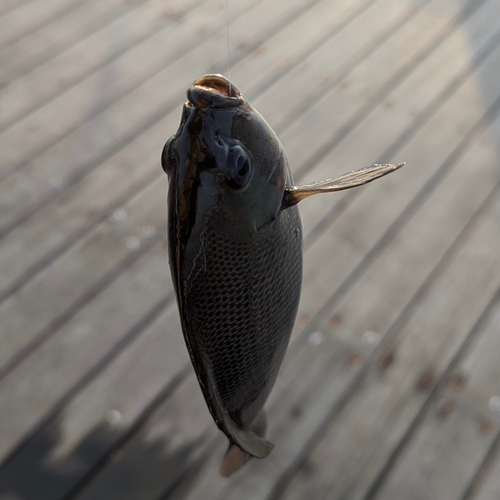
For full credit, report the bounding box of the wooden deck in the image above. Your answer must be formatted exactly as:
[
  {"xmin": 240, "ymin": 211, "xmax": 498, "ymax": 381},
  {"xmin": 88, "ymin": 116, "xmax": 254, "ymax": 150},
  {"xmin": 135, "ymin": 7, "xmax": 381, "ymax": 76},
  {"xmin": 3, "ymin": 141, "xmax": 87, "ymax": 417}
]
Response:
[{"xmin": 1, "ymin": 0, "xmax": 500, "ymax": 498}]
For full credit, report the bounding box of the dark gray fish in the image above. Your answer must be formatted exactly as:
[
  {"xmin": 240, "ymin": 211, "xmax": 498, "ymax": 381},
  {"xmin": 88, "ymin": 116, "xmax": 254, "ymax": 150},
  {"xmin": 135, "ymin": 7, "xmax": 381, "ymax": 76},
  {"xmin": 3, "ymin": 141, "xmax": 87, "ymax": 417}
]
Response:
[{"xmin": 161, "ymin": 74, "xmax": 404, "ymax": 476}]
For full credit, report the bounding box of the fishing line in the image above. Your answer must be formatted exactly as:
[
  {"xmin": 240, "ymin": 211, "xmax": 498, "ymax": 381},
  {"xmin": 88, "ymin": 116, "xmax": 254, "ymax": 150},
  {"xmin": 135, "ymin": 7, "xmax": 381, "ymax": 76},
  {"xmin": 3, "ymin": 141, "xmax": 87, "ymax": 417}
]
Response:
[{"xmin": 225, "ymin": 0, "xmax": 232, "ymax": 94}]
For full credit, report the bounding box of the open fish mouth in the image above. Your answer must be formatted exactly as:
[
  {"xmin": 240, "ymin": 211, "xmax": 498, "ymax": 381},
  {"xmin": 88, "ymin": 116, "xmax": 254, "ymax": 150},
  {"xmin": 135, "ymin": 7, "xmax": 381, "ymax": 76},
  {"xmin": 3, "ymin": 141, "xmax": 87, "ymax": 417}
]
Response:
[{"xmin": 187, "ymin": 74, "xmax": 244, "ymax": 109}]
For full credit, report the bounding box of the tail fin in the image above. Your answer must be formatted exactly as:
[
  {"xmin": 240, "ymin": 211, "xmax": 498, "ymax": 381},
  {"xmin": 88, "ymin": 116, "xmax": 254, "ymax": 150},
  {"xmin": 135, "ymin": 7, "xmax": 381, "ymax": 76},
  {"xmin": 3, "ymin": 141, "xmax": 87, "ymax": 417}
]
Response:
[{"xmin": 220, "ymin": 410, "xmax": 271, "ymax": 477}]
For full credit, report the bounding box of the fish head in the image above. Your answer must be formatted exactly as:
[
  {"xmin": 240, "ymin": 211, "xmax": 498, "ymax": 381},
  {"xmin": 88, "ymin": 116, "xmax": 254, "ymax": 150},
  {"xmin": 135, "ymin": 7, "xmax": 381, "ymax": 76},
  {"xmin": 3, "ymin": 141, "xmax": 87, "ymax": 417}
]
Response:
[{"xmin": 162, "ymin": 74, "xmax": 289, "ymax": 242}]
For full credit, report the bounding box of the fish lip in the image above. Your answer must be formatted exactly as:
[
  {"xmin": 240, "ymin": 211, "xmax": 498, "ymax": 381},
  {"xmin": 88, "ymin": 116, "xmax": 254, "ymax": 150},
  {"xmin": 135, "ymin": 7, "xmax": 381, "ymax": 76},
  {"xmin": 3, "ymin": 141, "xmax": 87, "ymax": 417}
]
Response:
[{"xmin": 187, "ymin": 74, "xmax": 244, "ymax": 109}]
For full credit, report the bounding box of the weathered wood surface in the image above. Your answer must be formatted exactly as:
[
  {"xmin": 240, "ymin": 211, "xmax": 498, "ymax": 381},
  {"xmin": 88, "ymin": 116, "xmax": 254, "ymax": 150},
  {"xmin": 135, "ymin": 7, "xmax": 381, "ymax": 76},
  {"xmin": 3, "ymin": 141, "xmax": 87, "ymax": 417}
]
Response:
[
  {"xmin": 0, "ymin": 0, "xmax": 82, "ymax": 49},
  {"xmin": 1, "ymin": 0, "xmax": 500, "ymax": 498},
  {"xmin": 0, "ymin": 0, "xmax": 157, "ymax": 86}
]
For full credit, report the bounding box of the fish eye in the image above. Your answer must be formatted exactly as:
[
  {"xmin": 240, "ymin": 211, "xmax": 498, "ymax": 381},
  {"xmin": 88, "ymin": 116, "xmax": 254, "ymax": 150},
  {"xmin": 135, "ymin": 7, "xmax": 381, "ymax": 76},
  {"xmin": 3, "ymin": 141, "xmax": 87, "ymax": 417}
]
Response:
[
  {"xmin": 161, "ymin": 136, "xmax": 176, "ymax": 175},
  {"xmin": 227, "ymin": 146, "xmax": 252, "ymax": 190}
]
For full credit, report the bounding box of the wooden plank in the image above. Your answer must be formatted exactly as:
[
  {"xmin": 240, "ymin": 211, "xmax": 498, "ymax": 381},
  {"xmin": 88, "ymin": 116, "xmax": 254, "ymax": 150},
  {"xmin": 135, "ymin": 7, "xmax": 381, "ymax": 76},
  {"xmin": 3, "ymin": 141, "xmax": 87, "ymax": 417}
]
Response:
[
  {"xmin": 225, "ymin": 0, "xmax": 391, "ymax": 92},
  {"xmin": 0, "ymin": 213, "xmax": 171, "ymax": 464},
  {"xmin": 443, "ymin": 294, "xmax": 500, "ymax": 500},
  {"xmin": 255, "ymin": 0, "xmax": 478, "ymax": 141},
  {"xmin": 295, "ymin": 28, "xmax": 500, "ymax": 344},
  {"xmin": 0, "ymin": 0, "xmax": 311, "ymax": 205},
  {"xmin": 0, "ymin": 0, "xmax": 30, "ymax": 18},
  {"xmin": 73, "ymin": 374, "xmax": 221, "ymax": 500},
  {"xmin": 295, "ymin": 14, "xmax": 500, "ymax": 243},
  {"xmin": 194, "ymin": 182, "xmax": 500, "ymax": 500},
  {"xmin": 0, "ymin": 0, "xmax": 258, "ymax": 190},
  {"xmin": 0, "ymin": 0, "xmax": 198, "ymax": 87},
  {"xmin": 0, "ymin": 0, "xmax": 400, "ymax": 306},
  {"xmin": 370, "ymin": 293, "xmax": 500, "ymax": 500},
  {"xmin": 0, "ymin": 0, "xmax": 498, "ymax": 496},
  {"xmin": 449, "ymin": 299, "xmax": 500, "ymax": 418},
  {"xmin": 274, "ymin": 109, "xmax": 500, "ymax": 500},
  {"xmin": 59, "ymin": 8, "xmax": 500, "ymax": 500},
  {"xmin": 375, "ymin": 403, "xmax": 498, "ymax": 500},
  {"xmin": 0, "ymin": 0, "xmax": 381, "ymax": 377},
  {"xmin": 0, "ymin": 0, "xmax": 211, "ymax": 130},
  {"xmin": 0, "ymin": 179, "xmax": 167, "ymax": 375},
  {"xmin": 466, "ymin": 434, "xmax": 500, "ymax": 500},
  {"xmin": 0, "ymin": 303, "xmax": 194, "ymax": 500},
  {"xmin": 73, "ymin": 334, "xmax": 359, "ymax": 500},
  {"xmin": 0, "ymin": 0, "xmax": 480, "ymax": 302},
  {"xmin": 246, "ymin": 0, "xmax": 423, "ymax": 119},
  {"xmin": 283, "ymin": 0, "xmax": 490, "ymax": 173},
  {"xmin": 0, "ymin": 0, "xmax": 84, "ymax": 49},
  {"xmin": 287, "ymin": 1, "xmax": 500, "ymax": 328},
  {"xmin": 0, "ymin": 0, "xmax": 494, "ymax": 431}
]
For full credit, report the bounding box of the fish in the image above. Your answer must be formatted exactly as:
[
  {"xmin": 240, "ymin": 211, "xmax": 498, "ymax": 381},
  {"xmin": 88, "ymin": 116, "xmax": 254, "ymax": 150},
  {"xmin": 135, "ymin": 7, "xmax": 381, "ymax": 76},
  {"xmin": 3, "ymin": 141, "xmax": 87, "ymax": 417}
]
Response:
[{"xmin": 161, "ymin": 74, "xmax": 404, "ymax": 476}]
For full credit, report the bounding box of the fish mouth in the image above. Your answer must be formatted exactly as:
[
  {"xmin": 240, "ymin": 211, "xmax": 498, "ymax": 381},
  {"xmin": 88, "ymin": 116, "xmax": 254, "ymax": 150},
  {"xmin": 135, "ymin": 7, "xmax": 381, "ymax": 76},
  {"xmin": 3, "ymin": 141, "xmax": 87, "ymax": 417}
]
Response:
[{"xmin": 187, "ymin": 74, "xmax": 244, "ymax": 109}]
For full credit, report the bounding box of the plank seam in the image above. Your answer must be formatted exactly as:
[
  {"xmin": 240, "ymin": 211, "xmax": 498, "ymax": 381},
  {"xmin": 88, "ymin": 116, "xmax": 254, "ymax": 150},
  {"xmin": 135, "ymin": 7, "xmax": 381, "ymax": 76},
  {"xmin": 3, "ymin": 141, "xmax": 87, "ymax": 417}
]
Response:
[
  {"xmin": 265, "ymin": 90, "xmax": 500, "ymax": 500},
  {"xmin": 460, "ymin": 429, "xmax": 500, "ymax": 500},
  {"xmin": 303, "ymin": 25, "xmax": 500, "ymax": 250},
  {"xmin": 0, "ymin": 0, "xmax": 386, "ymax": 305},
  {"xmin": 0, "ymin": 168, "xmax": 161, "ymax": 306},
  {"xmin": 63, "ymin": 363, "xmax": 193, "ymax": 500},
  {"xmin": 0, "ymin": 233, "xmax": 165, "ymax": 383},
  {"xmin": 291, "ymin": 0, "xmax": 489, "ymax": 180},
  {"xmin": 0, "ymin": 0, "xmax": 263, "ymax": 184},
  {"xmin": 0, "ymin": 0, "xmax": 35, "ymax": 19},
  {"xmin": 156, "ymin": 438, "xmax": 220, "ymax": 500},
  {"xmin": 0, "ymin": 292, "xmax": 175, "ymax": 474},
  {"xmin": 271, "ymin": 0, "xmax": 430, "ymax": 136},
  {"xmin": 246, "ymin": 0, "xmax": 388, "ymax": 102},
  {"xmin": 0, "ymin": 0, "xmax": 95, "ymax": 51},
  {"xmin": 0, "ymin": 0, "xmax": 329, "ymax": 239},
  {"xmin": 0, "ymin": 0, "xmax": 209, "ymax": 126},
  {"xmin": 362, "ymin": 224, "xmax": 500, "ymax": 500}
]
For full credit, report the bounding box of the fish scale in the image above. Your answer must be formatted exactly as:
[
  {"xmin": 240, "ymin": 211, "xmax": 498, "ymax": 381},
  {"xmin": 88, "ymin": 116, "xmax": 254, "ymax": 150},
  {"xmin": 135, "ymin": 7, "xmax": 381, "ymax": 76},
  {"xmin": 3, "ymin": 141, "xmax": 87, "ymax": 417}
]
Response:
[{"xmin": 186, "ymin": 210, "xmax": 302, "ymax": 423}]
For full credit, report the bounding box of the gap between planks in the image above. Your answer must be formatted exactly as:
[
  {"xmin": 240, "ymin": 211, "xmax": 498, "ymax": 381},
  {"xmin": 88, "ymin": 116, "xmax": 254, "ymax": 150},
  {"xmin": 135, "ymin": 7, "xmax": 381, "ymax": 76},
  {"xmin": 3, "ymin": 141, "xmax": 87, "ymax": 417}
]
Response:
[
  {"xmin": 0, "ymin": 0, "xmax": 405, "ymax": 310},
  {"xmin": 27, "ymin": 24, "xmax": 500, "ymax": 500},
  {"xmin": 267, "ymin": 113, "xmax": 500, "ymax": 499},
  {"xmin": 3, "ymin": 0, "xmax": 484, "ymax": 324},
  {"xmin": 0, "ymin": 0, "xmax": 496, "ymax": 458},
  {"xmin": 0, "ymin": 0, "xmax": 426, "ymax": 235},
  {"xmin": 0, "ymin": 0, "xmax": 93, "ymax": 50},
  {"xmin": 0, "ymin": 0, "xmax": 500, "ymax": 494},
  {"xmin": 0, "ymin": 0, "xmax": 315, "ymax": 187},
  {"xmin": 0, "ymin": 0, "xmax": 209, "ymax": 128}
]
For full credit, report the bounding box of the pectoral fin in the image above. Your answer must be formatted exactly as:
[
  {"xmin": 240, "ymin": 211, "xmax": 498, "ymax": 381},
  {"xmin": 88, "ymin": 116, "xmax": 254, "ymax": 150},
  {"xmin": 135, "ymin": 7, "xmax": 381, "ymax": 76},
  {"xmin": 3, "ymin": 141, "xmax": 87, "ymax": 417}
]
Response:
[{"xmin": 282, "ymin": 162, "xmax": 405, "ymax": 209}]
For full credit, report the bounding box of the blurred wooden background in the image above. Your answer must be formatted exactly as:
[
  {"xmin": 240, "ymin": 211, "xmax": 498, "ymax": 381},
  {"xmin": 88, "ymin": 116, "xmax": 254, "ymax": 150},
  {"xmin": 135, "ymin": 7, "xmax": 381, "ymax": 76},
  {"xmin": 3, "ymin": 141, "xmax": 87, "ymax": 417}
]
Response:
[{"xmin": 1, "ymin": 0, "xmax": 500, "ymax": 498}]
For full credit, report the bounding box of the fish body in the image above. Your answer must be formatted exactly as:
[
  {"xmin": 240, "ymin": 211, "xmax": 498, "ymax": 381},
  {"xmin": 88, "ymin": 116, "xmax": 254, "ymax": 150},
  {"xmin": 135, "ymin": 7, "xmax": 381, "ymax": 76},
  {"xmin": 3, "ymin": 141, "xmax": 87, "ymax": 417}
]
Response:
[{"xmin": 162, "ymin": 74, "xmax": 404, "ymax": 475}]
